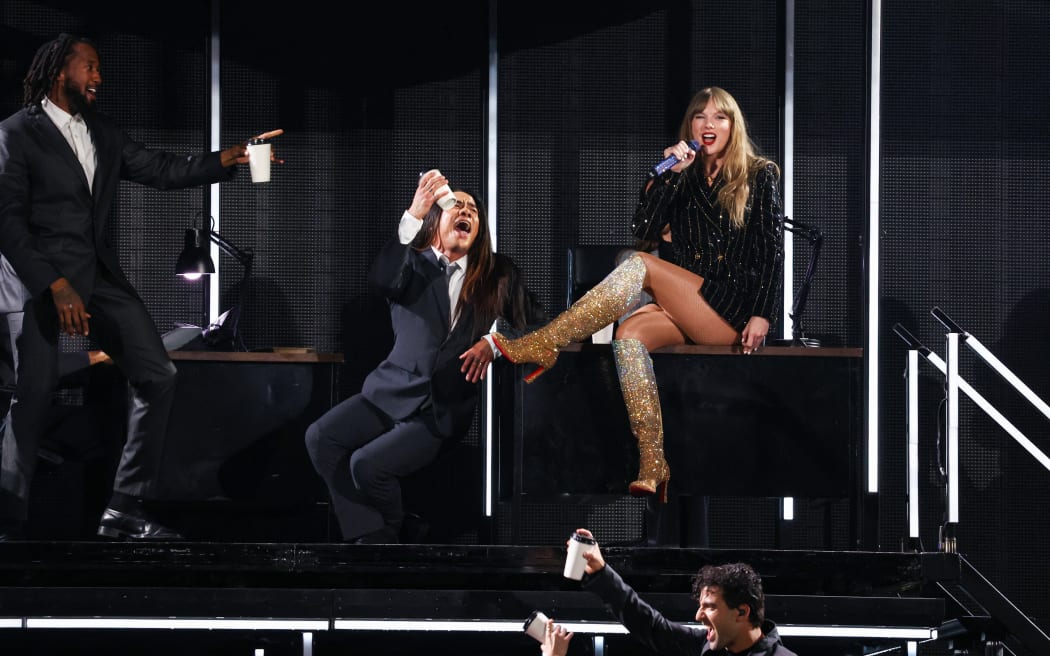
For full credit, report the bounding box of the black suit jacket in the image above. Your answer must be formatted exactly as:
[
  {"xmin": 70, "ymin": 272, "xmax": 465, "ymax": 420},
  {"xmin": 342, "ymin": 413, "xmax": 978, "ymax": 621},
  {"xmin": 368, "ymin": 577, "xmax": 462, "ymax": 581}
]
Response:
[
  {"xmin": 0, "ymin": 103, "xmax": 233, "ymax": 303},
  {"xmin": 363, "ymin": 236, "xmax": 542, "ymax": 439},
  {"xmin": 582, "ymin": 565, "xmax": 798, "ymax": 656}
]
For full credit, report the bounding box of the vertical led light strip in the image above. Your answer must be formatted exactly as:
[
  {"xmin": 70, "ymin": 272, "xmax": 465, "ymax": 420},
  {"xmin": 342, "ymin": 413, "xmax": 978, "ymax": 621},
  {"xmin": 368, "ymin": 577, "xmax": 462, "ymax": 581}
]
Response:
[
  {"xmin": 781, "ymin": 0, "xmax": 795, "ymax": 521},
  {"xmin": 866, "ymin": 0, "xmax": 883, "ymax": 494},
  {"xmin": 781, "ymin": 0, "xmax": 795, "ymax": 340},
  {"xmin": 907, "ymin": 349, "xmax": 919, "ymax": 539},
  {"xmin": 480, "ymin": 0, "xmax": 500, "ymax": 519},
  {"xmin": 487, "ymin": 1, "xmax": 499, "ymax": 252},
  {"xmin": 946, "ymin": 332, "xmax": 959, "ymax": 523},
  {"xmin": 207, "ymin": 1, "xmax": 221, "ymax": 325}
]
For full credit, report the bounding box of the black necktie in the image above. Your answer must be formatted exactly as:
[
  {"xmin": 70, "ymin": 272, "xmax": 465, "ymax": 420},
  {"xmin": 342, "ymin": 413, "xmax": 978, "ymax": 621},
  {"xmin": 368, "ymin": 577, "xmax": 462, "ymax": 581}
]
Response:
[
  {"xmin": 441, "ymin": 259, "xmax": 460, "ymax": 327},
  {"xmin": 438, "ymin": 257, "xmax": 459, "ymax": 282}
]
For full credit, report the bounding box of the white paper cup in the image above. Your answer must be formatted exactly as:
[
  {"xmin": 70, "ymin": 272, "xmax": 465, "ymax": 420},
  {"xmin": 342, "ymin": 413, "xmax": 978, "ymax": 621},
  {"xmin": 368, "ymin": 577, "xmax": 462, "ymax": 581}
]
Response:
[
  {"xmin": 563, "ymin": 532, "xmax": 597, "ymax": 580},
  {"xmin": 523, "ymin": 610, "xmax": 549, "ymax": 643},
  {"xmin": 430, "ymin": 169, "xmax": 457, "ymax": 210},
  {"xmin": 247, "ymin": 139, "xmax": 271, "ymax": 183},
  {"xmin": 435, "ymin": 183, "xmax": 457, "ymax": 210}
]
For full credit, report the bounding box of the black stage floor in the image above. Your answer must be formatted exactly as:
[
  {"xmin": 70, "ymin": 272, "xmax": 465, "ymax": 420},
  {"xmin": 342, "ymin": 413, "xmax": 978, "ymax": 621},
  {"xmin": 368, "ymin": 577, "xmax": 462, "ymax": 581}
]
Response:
[{"xmin": 0, "ymin": 541, "xmax": 971, "ymax": 656}]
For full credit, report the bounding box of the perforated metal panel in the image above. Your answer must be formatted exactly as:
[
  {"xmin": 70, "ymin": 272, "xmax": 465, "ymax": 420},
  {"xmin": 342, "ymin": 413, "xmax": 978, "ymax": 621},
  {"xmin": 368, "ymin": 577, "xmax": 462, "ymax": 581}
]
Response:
[
  {"xmin": 496, "ymin": 498, "xmax": 646, "ymax": 547},
  {"xmin": 880, "ymin": 0, "xmax": 1050, "ymax": 632},
  {"xmin": 793, "ymin": 2, "xmax": 868, "ymax": 349},
  {"xmin": 7, "ymin": 4, "xmax": 1050, "ymax": 632}
]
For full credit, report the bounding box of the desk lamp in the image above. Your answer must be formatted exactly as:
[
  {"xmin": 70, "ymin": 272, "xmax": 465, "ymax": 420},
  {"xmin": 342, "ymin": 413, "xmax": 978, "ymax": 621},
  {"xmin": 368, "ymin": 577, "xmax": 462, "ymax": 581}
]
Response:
[
  {"xmin": 780, "ymin": 216, "xmax": 823, "ymax": 347},
  {"xmin": 176, "ymin": 214, "xmax": 254, "ymax": 351}
]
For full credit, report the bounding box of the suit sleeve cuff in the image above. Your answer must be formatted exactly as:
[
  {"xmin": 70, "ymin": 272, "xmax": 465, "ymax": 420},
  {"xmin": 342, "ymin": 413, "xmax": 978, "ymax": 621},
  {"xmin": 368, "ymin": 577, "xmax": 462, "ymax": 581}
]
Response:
[
  {"xmin": 482, "ymin": 333, "xmax": 499, "ymax": 358},
  {"xmin": 398, "ymin": 210, "xmax": 424, "ymax": 244}
]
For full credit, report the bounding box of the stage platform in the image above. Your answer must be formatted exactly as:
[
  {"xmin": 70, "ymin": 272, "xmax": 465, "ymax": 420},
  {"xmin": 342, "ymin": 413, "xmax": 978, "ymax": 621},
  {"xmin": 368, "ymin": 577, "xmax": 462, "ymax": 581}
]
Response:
[
  {"xmin": 5, "ymin": 348, "xmax": 1045, "ymax": 654},
  {"xmin": 0, "ymin": 540, "xmax": 969, "ymax": 655}
]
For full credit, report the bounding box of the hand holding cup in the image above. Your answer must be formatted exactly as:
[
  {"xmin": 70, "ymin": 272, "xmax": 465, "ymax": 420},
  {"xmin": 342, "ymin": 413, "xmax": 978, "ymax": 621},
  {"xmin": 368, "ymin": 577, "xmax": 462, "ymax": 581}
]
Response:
[
  {"xmin": 416, "ymin": 169, "xmax": 456, "ymax": 209},
  {"xmin": 246, "ymin": 129, "xmax": 285, "ymax": 183},
  {"xmin": 222, "ymin": 128, "xmax": 285, "ymax": 171},
  {"xmin": 563, "ymin": 530, "xmax": 598, "ymax": 580},
  {"xmin": 564, "ymin": 528, "xmax": 604, "ymax": 580},
  {"xmin": 523, "ymin": 610, "xmax": 549, "ymax": 642}
]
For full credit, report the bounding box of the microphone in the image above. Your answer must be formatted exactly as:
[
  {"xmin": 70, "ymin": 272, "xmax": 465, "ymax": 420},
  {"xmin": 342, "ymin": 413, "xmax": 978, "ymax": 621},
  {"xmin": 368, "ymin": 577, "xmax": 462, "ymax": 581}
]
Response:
[{"xmin": 649, "ymin": 140, "xmax": 700, "ymax": 178}]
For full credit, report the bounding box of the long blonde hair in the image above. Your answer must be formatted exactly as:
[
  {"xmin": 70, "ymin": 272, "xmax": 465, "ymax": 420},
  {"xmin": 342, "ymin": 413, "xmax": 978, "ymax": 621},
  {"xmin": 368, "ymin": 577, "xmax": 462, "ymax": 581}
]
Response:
[{"xmin": 678, "ymin": 87, "xmax": 779, "ymax": 228}]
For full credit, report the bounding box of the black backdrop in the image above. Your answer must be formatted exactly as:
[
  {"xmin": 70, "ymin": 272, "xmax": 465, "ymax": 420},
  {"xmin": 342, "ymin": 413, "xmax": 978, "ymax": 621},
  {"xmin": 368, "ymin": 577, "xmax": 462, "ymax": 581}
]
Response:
[{"xmin": 2, "ymin": 0, "xmax": 1048, "ymax": 638}]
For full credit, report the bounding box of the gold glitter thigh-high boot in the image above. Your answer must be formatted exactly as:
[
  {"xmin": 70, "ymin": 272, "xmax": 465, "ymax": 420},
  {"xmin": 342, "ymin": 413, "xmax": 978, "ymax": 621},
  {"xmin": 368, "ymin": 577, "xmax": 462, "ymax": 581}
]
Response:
[
  {"xmin": 613, "ymin": 337, "xmax": 670, "ymax": 502},
  {"xmin": 492, "ymin": 254, "xmax": 647, "ymax": 383}
]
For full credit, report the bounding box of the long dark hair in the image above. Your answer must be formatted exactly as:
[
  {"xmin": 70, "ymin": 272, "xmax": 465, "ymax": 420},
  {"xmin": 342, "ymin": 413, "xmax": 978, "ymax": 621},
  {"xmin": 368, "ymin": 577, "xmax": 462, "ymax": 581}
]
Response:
[
  {"xmin": 409, "ymin": 189, "xmax": 515, "ymax": 336},
  {"xmin": 23, "ymin": 33, "xmax": 96, "ymax": 107}
]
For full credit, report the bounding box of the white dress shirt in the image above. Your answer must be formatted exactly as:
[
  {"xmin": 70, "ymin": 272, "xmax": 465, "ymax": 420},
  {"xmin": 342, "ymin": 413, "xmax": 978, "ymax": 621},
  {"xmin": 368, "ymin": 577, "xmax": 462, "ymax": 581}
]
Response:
[
  {"xmin": 435, "ymin": 251, "xmax": 465, "ymax": 329},
  {"xmin": 397, "ymin": 210, "xmax": 498, "ymax": 356},
  {"xmin": 42, "ymin": 96, "xmax": 96, "ymax": 192}
]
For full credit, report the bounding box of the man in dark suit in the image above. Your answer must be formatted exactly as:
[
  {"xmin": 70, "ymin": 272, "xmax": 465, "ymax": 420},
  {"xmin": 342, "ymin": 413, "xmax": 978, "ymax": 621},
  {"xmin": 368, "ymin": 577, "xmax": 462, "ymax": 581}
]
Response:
[
  {"xmin": 570, "ymin": 528, "xmax": 798, "ymax": 656},
  {"xmin": 304, "ymin": 170, "xmax": 545, "ymax": 543},
  {"xmin": 0, "ymin": 33, "xmax": 278, "ymax": 541}
]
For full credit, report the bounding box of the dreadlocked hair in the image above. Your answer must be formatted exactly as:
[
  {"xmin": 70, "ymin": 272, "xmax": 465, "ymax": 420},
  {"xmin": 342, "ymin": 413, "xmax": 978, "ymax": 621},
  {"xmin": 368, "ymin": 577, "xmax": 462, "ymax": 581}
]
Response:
[{"xmin": 23, "ymin": 33, "xmax": 96, "ymax": 107}]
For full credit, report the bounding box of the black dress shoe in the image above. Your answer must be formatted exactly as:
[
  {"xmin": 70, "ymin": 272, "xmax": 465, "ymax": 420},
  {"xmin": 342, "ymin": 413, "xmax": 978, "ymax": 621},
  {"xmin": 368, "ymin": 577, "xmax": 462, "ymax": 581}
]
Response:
[
  {"xmin": 97, "ymin": 507, "xmax": 183, "ymax": 540},
  {"xmin": 399, "ymin": 513, "xmax": 430, "ymax": 544},
  {"xmin": 350, "ymin": 526, "xmax": 399, "ymax": 544}
]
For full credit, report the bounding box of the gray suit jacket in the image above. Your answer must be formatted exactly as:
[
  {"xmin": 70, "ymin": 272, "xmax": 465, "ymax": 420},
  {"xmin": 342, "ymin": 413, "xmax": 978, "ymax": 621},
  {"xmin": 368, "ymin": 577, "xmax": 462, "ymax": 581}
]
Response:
[
  {"xmin": 0, "ymin": 253, "xmax": 89, "ymax": 380},
  {"xmin": 0, "ymin": 255, "xmax": 28, "ymax": 315}
]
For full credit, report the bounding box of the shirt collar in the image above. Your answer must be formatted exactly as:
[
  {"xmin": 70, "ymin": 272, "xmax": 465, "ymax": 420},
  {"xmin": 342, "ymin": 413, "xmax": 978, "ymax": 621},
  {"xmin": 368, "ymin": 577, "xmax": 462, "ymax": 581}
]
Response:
[
  {"xmin": 41, "ymin": 96, "xmax": 83, "ymax": 128},
  {"xmin": 430, "ymin": 247, "xmax": 467, "ymax": 272}
]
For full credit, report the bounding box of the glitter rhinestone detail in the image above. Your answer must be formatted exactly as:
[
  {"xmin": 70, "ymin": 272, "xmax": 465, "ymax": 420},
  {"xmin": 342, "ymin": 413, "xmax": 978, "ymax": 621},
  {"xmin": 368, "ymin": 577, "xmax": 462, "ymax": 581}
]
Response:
[
  {"xmin": 492, "ymin": 254, "xmax": 647, "ymax": 382},
  {"xmin": 613, "ymin": 337, "xmax": 670, "ymax": 502}
]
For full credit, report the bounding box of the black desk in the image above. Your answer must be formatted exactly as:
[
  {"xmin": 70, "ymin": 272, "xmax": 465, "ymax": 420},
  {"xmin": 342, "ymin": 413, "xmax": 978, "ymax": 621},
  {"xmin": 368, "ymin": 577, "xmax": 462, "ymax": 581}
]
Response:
[
  {"xmin": 146, "ymin": 351, "xmax": 344, "ymax": 541},
  {"xmin": 500, "ymin": 343, "xmax": 871, "ymax": 545},
  {"xmin": 23, "ymin": 351, "xmax": 341, "ymax": 540},
  {"xmin": 160, "ymin": 351, "xmax": 342, "ymax": 503}
]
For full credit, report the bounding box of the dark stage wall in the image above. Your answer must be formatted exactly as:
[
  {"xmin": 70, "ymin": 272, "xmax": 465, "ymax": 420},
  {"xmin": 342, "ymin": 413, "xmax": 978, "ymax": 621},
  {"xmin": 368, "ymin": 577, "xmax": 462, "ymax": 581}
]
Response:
[{"xmin": 2, "ymin": 0, "xmax": 1049, "ymax": 641}]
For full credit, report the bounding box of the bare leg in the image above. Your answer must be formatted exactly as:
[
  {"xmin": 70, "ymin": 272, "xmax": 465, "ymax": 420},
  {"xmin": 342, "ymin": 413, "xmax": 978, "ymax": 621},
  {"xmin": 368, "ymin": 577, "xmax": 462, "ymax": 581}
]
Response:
[
  {"xmin": 614, "ymin": 304, "xmax": 686, "ymax": 349},
  {"xmin": 492, "ymin": 252, "xmax": 737, "ymax": 383},
  {"xmin": 632, "ymin": 253, "xmax": 740, "ymax": 346}
]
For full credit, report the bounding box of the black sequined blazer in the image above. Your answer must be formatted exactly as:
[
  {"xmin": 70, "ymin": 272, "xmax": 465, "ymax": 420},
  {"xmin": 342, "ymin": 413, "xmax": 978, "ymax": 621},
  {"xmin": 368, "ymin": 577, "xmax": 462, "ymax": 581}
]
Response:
[{"xmin": 631, "ymin": 160, "xmax": 784, "ymax": 332}]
